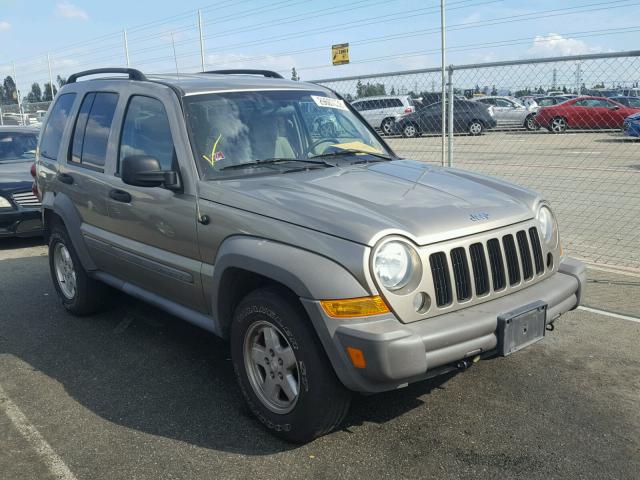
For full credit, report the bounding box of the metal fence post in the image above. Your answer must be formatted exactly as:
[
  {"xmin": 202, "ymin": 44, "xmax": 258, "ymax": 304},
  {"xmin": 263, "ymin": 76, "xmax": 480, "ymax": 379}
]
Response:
[
  {"xmin": 12, "ymin": 61, "xmax": 24, "ymax": 125},
  {"xmin": 124, "ymin": 29, "xmax": 130, "ymax": 67},
  {"xmin": 439, "ymin": 0, "xmax": 446, "ymax": 167},
  {"xmin": 198, "ymin": 9, "xmax": 206, "ymax": 72},
  {"xmin": 47, "ymin": 53, "xmax": 54, "ymax": 100},
  {"xmin": 447, "ymin": 65, "xmax": 454, "ymax": 167}
]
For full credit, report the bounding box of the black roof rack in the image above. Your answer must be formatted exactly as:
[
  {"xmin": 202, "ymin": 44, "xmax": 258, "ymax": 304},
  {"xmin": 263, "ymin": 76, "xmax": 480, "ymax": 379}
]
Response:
[
  {"xmin": 67, "ymin": 68, "xmax": 147, "ymax": 83},
  {"xmin": 202, "ymin": 69, "xmax": 284, "ymax": 79}
]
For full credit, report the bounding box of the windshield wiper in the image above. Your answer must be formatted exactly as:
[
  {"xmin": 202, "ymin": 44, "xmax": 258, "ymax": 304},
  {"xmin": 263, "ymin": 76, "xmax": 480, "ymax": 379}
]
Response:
[
  {"xmin": 219, "ymin": 157, "xmax": 334, "ymax": 171},
  {"xmin": 310, "ymin": 149, "xmax": 393, "ymax": 163}
]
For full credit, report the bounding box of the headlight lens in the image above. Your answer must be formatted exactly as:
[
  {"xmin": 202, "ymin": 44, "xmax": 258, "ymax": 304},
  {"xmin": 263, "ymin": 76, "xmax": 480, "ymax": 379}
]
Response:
[
  {"xmin": 0, "ymin": 196, "xmax": 12, "ymax": 209},
  {"xmin": 537, "ymin": 205, "xmax": 558, "ymax": 245},
  {"xmin": 373, "ymin": 241, "xmax": 414, "ymax": 290}
]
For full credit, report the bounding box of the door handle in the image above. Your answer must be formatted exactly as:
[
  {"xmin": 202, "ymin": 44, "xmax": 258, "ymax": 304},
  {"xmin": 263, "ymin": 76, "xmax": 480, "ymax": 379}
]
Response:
[
  {"xmin": 109, "ymin": 189, "xmax": 132, "ymax": 203},
  {"xmin": 58, "ymin": 173, "xmax": 74, "ymax": 185}
]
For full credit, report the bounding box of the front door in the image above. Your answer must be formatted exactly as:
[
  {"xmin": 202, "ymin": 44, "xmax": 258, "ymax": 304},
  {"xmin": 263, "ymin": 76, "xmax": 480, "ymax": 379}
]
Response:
[{"xmin": 103, "ymin": 94, "xmax": 206, "ymax": 312}]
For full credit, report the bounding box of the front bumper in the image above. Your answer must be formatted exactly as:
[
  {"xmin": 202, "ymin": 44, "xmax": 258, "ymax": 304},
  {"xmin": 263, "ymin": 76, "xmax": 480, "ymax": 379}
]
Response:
[
  {"xmin": 623, "ymin": 121, "xmax": 640, "ymax": 137},
  {"xmin": 0, "ymin": 208, "xmax": 43, "ymax": 238},
  {"xmin": 303, "ymin": 257, "xmax": 585, "ymax": 393}
]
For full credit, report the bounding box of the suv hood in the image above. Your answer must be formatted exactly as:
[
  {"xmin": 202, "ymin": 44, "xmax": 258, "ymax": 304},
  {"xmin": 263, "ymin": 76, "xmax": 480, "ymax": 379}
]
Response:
[{"xmin": 200, "ymin": 159, "xmax": 537, "ymax": 246}]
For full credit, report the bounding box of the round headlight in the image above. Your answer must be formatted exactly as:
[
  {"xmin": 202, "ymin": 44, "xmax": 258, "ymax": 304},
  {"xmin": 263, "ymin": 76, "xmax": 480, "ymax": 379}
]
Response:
[
  {"xmin": 373, "ymin": 241, "xmax": 413, "ymax": 290},
  {"xmin": 537, "ymin": 205, "xmax": 558, "ymax": 244}
]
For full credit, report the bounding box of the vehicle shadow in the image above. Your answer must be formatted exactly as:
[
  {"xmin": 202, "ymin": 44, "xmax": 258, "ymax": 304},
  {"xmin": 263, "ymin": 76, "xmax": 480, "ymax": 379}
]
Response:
[
  {"xmin": 0, "ymin": 236, "xmax": 45, "ymax": 251},
  {"xmin": 594, "ymin": 137, "xmax": 639, "ymax": 143},
  {"xmin": 0, "ymin": 255, "xmax": 455, "ymax": 455}
]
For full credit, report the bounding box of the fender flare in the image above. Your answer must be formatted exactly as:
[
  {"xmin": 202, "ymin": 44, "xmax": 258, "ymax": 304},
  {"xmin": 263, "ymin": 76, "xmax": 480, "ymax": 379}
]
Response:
[
  {"xmin": 211, "ymin": 236, "xmax": 370, "ymax": 331},
  {"xmin": 42, "ymin": 191, "xmax": 97, "ymax": 271}
]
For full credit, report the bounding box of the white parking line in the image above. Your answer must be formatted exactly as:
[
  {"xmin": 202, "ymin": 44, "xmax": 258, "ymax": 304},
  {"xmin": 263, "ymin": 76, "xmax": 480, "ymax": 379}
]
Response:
[
  {"xmin": 578, "ymin": 306, "xmax": 640, "ymax": 323},
  {"xmin": 0, "ymin": 384, "xmax": 78, "ymax": 480}
]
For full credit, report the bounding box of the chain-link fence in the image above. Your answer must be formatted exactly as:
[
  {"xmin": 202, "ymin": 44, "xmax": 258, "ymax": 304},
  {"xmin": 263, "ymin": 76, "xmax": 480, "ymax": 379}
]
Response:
[{"xmin": 314, "ymin": 51, "xmax": 640, "ymax": 272}]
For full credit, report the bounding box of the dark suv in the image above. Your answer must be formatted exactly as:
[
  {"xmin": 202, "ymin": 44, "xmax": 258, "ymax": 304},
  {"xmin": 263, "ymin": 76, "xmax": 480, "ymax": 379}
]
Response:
[
  {"xmin": 36, "ymin": 68, "xmax": 584, "ymax": 443},
  {"xmin": 396, "ymin": 99, "xmax": 497, "ymax": 137}
]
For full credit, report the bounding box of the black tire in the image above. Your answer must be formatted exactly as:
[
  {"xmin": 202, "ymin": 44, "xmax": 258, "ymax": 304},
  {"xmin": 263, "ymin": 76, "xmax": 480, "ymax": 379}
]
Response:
[
  {"xmin": 468, "ymin": 120, "xmax": 484, "ymax": 136},
  {"xmin": 524, "ymin": 114, "xmax": 539, "ymax": 131},
  {"xmin": 402, "ymin": 123, "xmax": 420, "ymax": 138},
  {"xmin": 550, "ymin": 116, "xmax": 568, "ymax": 134},
  {"xmin": 48, "ymin": 222, "xmax": 111, "ymax": 315},
  {"xmin": 230, "ymin": 286, "xmax": 351, "ymax": 443},
  {"xmin": 380, "ymin": 118, "xmax": 395, "ymax": 136}
]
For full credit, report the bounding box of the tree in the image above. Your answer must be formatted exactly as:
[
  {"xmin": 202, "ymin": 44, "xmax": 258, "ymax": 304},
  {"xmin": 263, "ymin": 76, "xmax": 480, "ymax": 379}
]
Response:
[
  {"xmin": 42, "ymin": 82, "xmax": 58, "ymax": 101},
  {"xmin": 490, "ymin": 85, "xmax": 497, "ymax": 96},
  {"xmin": 562, "ymin": 85, "xmax": 568, "ymax": 93},
  {"xmin": 56, "ymin": 75, "xmax": 67, "ymax": 88},
  {"xmin": 26, "ymin": 83, "xmax": 42, "ymax": 104},
  {"xmin": 474, "ymin": 84, "xmax": 480, "ymax": 94},
  {"xmin": 390, "ymin": 86, "xmax": 396, "ymax": 95},
  {"xmin": 290, "ymin": 67, "xmax": 299, "ymax": 81},
  {"xmin": 2, "ymin": 76, "xmax": 17, "ymax": 104},
  {"xmin": 356, "ymin": 81, "xmax": 386, "ymax": 98}
]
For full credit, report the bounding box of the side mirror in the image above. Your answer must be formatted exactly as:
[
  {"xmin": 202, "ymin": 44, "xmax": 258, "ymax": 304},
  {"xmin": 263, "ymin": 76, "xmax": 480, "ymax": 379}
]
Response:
[
  {"xmin": 611, "ymin": 105, "xmax": 620, "ymax": 110},
  {"xmin": 121, "ymin": 155, "xmax": 181, "ymax": 190}
]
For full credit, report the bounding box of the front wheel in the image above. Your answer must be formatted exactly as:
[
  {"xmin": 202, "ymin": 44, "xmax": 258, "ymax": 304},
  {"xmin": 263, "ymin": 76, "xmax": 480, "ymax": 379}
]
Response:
[
  {"xmin": 468, "ymin": 120, "xmax": 484, "ymax": 135},
  {"xmin": 230, "ymin": 287, "xmax": 351, "ymax": 443}
]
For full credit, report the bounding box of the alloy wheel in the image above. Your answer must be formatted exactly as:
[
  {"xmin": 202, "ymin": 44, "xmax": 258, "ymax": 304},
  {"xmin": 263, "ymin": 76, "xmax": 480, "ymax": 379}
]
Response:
[
  {"xmin": 53, "ymin": 243, "xmax": 77, "ymax": 299},
  {"xmin": 243, "ymin": 321, "xmax": 300, "ymax": 414}
]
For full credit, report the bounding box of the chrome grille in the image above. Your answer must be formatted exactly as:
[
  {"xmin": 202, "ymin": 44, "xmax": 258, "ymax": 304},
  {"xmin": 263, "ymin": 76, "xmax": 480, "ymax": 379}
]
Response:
[
  {"xmin": 11, "ymin": 191, "xmax": 41, "ymax": 208},
  {"xmin": 427, "ymin": 225, "xmax": 546, "ymax": 309}
]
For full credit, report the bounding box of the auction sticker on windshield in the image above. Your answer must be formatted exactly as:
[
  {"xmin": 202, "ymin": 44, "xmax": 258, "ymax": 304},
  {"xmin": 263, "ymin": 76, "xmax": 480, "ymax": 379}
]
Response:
[{"xmin": 311, "ymin": 95, "xmax": 348, "ymax": 111}]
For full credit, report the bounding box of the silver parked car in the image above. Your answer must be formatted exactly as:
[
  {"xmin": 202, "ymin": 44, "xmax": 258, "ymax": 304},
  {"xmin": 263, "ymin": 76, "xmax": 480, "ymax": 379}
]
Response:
[
  {"xmin": 351, "ymin": 95, "xmax": 416, "ymax": 135},
  {"xmin": 36, "ymin": 68, "xmax": 585, "ymax": 443},
  {"xmin": 475, "ymin": 96, "xmax": 539, "ymax": 130}
]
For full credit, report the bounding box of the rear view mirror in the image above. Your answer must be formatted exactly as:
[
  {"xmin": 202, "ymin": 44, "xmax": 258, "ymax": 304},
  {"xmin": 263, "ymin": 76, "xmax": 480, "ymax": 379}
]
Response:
[{"xmin": 121, "ymin": 155, "xmax": 181, "ymax": 190}]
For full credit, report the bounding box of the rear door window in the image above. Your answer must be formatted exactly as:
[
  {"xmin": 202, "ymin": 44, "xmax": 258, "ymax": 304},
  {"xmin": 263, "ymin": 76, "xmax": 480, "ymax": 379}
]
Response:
[
  {"xmin": 69, "ymin": 92, "xmax": 118, "ymax": 170},
  {"xmin": 119, "ymin": 95, "xmax": 175, "ymax": 171},
  {"xmin": 39, "ymin": 93, "xmax": 76, "ymax": 161}
]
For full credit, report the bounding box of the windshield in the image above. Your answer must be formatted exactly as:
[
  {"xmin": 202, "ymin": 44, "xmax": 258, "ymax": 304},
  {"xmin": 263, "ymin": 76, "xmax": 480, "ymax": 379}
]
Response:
[
  {"xmin": 0, "ymin": 131, "xmax": 38, "ymax": 163},
  {"xmin": 184, "ymin": 90, "xmax": 391, "ymax": 179}
]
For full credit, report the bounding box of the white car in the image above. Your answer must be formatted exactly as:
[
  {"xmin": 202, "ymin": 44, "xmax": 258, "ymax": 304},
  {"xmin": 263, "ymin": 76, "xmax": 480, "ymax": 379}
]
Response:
[
  {"xmin": 351, "ymin": 95, "xmax": 416, "ymax": 135},
  {"xmin": 474, "ymin": 96, "xmax": 539, "ymax": 130}
]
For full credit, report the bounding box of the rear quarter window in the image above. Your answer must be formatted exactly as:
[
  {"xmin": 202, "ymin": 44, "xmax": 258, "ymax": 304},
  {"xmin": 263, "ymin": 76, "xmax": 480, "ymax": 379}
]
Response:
[{"xmin": 39, "ymin": 93, "xmax": 76, "ymax": 161}]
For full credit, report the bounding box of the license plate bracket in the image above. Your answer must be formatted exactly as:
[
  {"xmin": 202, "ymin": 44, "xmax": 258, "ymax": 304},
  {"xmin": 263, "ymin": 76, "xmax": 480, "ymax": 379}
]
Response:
[{"xmin": 497, "ymin": 301, "xmax": 547, "ymax": 356}]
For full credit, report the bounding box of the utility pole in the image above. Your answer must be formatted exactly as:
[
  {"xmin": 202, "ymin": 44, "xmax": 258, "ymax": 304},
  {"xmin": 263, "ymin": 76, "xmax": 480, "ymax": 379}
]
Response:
[
  {"xmin": 440, "ymin": 0, "xmax": 446, "ymax": 167},
  {"xmin": 198, "ymin": 10, "xmax": 206, "ymax": 72},
  {"xmin": 47, "ymin": 53, "xmax": 55, "ymax": 100},
  {"xmin": 171, "ymin": 32, "xmax": 179, "ymax": 76},
  {"xmin": 124, "ymin": 29, "xmax": 130, "ymax": 67}
]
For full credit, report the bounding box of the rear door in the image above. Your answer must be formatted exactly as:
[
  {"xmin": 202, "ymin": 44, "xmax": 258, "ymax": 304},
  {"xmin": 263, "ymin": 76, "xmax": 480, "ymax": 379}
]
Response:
[{"xmin": 56, "ymin": 91, "xmax": 119, "ymax": 264}]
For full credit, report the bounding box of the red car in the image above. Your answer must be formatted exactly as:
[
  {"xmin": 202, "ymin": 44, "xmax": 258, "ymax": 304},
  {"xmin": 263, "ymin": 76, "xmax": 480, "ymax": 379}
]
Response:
[{"xmin": 534, "ymin": 96, "xmax": 640, "ymax": 133}]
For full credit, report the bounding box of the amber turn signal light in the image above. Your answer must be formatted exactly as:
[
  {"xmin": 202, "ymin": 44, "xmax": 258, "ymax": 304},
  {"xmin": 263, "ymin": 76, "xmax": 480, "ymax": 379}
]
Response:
[{"xmin": 320, "ymin": 295, "xmax": 390, "ymax": 318}]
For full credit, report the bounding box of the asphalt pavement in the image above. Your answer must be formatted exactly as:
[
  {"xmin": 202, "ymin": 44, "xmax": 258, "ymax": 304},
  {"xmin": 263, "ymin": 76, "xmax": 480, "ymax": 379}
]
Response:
[{"xmin": 1, "ymin": 239, "xmax": 639, "ymax": 480}]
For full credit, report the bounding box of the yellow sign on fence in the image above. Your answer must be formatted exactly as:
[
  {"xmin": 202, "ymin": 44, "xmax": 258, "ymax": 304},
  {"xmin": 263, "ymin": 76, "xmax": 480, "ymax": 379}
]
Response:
[{"xmin": 332, "ymin": 43, "xmax": 349, "ymax": 66}]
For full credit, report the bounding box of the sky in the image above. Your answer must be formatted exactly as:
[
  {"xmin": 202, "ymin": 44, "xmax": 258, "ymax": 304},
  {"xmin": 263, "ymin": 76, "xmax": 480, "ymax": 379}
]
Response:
[{"xmin": 0, "ymin": 0, "xmax": 639, "ymax": 99}]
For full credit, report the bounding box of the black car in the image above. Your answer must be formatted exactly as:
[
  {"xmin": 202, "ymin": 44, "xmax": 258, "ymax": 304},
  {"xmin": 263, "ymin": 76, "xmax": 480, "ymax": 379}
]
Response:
[
  {"xmin": 395, "ymin": 100, "xmax": 496, "ymax": 137},
  {"xmin": 0, "ymin": 126, "xmax": 42, "ymax": 238}
]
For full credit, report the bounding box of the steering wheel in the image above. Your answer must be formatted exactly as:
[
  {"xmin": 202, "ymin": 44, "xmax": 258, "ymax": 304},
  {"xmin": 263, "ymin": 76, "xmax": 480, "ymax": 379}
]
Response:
[{"xmin": 309, "ymin": 137, "xmax": 339, "ymax": 154}]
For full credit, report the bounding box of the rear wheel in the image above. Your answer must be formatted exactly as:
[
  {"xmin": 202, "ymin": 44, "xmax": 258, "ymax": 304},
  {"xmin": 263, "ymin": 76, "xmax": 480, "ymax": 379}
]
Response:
[
  {"xmin": 402, "ymin": 123, "xmax": 420, "ymax": 138},
  {"xmin": 381, "ymin": 118, "xmax": 395, "ymax": 136},
  {"xmin": 468, "ymin": 120, "xmax": 484, "ymax": 135},
  {"xmin": 48, "ymin": 223, "xmax": 111, "ymax": 315},
  {"xmin": 230, "ymin": 287, "xmax": 351, "ymax": 443},
  {"xmin": 550, "ymin": 116, "xmax": 568, "ymax": 134},
  {"xmin": 524, "ymin": 114, "xmax": 539, "ymax": 131}
]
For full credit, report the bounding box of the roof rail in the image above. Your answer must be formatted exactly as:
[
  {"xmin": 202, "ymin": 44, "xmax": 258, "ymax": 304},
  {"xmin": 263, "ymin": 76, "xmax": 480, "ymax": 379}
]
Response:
[
  {"xmin": 67, "ymin": 68, "xmax": 147, "ymax": 83},
  {"xmin": 202, "ymin": 69, "xmax": 284, "ymax": 79}
]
